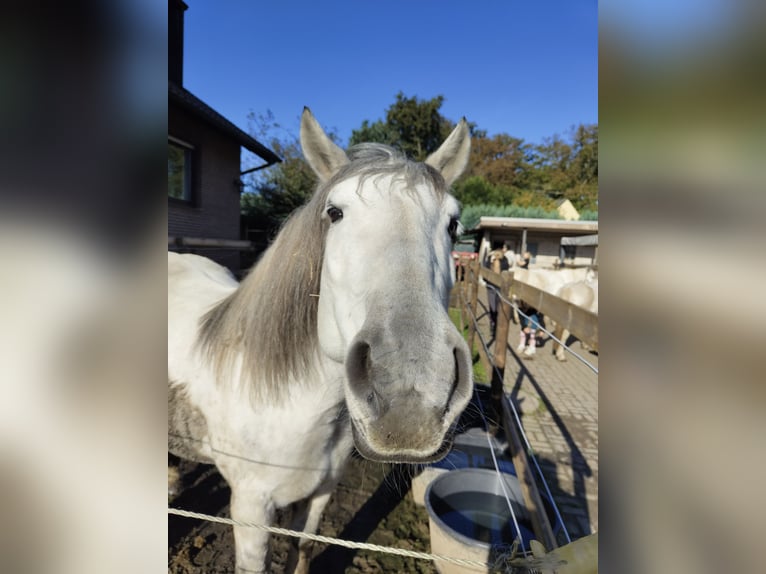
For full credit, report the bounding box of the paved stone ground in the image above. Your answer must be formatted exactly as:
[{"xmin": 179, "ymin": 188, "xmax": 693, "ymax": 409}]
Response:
[{"xmin": 467, "ymin": 285, "xmax": 599, "ymax": 544}]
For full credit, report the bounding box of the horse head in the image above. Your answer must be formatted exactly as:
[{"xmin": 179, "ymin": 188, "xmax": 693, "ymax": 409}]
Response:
[{"xmin": 301, "ymin": 108, "xmax": 473, "ymax": 463}]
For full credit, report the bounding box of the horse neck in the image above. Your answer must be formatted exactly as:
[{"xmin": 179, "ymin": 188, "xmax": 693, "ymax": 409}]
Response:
[{"xmin": 224, "ymin": 207, "xmax": 325, "ymax": 398}]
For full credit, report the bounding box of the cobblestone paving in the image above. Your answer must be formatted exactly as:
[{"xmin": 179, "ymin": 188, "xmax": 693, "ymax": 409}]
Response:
[{"xmin": 471, "ymin": 286, "xmax": 599, "ymax": 542}]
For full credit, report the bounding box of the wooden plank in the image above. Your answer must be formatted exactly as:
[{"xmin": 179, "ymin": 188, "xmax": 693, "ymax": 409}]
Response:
[
  {"xmin": 475, "ymin": 333, "xmax": 492, "ymax": 380},
  {"xmin": 501, "ymin": 395, "xmax": 559, "ymax": 551},
  {"xmin": 490, "ymin": 272, "xmax": 513, "ymax": 428},
  {"xmin": 169, "ymin": 236, "xmax": 255, "ymax": 249},
  {"xmin": 480, "ymin": 266, "xmax": 504, "ymax": 288},
  {"xmin": 511, "ymin": 280, "xmax": 598, "ymax": 350},
  {"xmin": 467, "ymin": 260, "xmax": 481, "ymax": 354}
]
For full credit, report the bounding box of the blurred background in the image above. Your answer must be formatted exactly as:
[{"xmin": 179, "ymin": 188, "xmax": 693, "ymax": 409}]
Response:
[
  {"xmin": 0, "ymin": 1, "xmax": 764, "ymax": 572},
  {"xmin": 0, "ymin": 1, "xmax": 167, "ymax": 573},
  {"xmin": 600, "ymin": 1, "xmax": 766, "ymax": 572}
]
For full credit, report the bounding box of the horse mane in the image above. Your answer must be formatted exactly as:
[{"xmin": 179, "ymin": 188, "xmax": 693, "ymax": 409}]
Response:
[{"xmin": 197, "ymin": 143, "xmax": 447, "ymax": 401}]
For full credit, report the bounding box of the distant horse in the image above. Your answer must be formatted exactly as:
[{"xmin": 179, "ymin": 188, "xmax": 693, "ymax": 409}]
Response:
[
  {"xmin": 508, "ymin": 268, "xmax": 598, "ymax": 360},
  {"xmin": 168, "ymin": 108, "xmax": 474, "ymax": 574},
  {"xmin": 551, "ymin": 278, "xmax": 598, "ymax": 361}
]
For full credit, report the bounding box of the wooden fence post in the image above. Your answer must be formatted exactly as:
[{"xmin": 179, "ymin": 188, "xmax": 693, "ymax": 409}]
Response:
[
  {"xmin": 466, "ymin": 259, "xmax": 480, "ymax": 354},
  {"xmin": 457, "ymin": 258, "xmax": 467, "ymax": 334},
  {"xmin": 501, "ymin": 396, "xmax": 559, "ymax": 551},
  {"xmin": 489, "ymin": 271, "xmax": 513, "ymax": 428}
]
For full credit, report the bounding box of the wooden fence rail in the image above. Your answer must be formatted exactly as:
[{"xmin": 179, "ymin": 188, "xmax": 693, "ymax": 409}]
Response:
[{"xmin": 510, "ymin": 281, "xmax": 599, "ymax": 351}]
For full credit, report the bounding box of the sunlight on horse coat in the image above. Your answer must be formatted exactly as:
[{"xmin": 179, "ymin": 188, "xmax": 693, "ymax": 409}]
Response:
[{"xmin": 168, "ymin": 108, "xmax": 473, "ymax": 574}]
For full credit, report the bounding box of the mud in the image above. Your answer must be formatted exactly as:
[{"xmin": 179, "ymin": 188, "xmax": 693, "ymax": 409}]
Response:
[
  {"xmin": 169, "ymin": 454, "xmax": 439, "ymax": 574},
  {"xmin": 168, "ymin": 388, "xmax": 496, "ymax": 573}
]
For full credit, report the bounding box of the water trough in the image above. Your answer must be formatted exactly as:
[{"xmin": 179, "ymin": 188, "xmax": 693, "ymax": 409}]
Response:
[{"xmin": 424, "ymin": 468, "xmax": 534, "ymax": 574}]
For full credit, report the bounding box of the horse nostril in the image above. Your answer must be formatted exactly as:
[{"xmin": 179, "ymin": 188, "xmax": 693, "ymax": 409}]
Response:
[
  {"xmin": 346, "ymin": 340, "xmax": 372, "ymax": 394},
  {"xmin": 445, "ymin": 345, "xmax": 471, "ymax": 417}
]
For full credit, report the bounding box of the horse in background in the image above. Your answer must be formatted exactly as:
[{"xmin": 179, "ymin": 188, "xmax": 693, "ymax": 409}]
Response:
[
  {"xmin": 509, "ymin": 267, "xmax": 598, "ymax": 360},
  {"xmin": 168, "ymin": 108, "xmax": 474, "ymax": 574},
  {"xmin": 551, "ymin": 277, "xmax": 598, "ymax": 361}
]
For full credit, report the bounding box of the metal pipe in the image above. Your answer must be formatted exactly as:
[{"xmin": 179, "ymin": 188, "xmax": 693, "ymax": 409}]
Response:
[{"xmin": 240, "ymin": 161, "xmax": 275, "ymax": 176}]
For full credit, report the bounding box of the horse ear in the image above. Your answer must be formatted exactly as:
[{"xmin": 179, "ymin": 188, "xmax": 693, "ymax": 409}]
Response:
[
  {"xmin": 425, "ymin": 118, "xmax": 471, "ymax": 186},
  {"xmin": 300, "ymin": 107, "xmax": 349, "ymax": 182}
]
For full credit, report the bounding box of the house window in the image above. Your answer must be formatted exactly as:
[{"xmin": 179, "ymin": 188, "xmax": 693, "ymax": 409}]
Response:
[
  {"xmin": 562, "ymin": 245, "xmax": 577, "ymax": 261},
  {"xmin": 168, "ymin": 138, "xmax": 193, "ymax": 201}
]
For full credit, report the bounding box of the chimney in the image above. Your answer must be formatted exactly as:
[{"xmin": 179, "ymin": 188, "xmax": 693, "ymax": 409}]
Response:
[{"xmin": 169, "ymin": 0, "xmax": 188, "ymax": 85}]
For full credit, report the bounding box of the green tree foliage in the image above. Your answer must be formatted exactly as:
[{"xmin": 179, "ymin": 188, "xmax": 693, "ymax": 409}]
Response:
[
  {"xmin": 566, "ymin": 124, "xmax": 598, "ymax": 211},
  {"xmin": 456, "ymin": 121, "xmax": 598, "ymax": 215},
  {"xmin": 348, "ymin": 118, "xmax": 398, "ymax": 149},
  {"xmin": 240, "ymin": 111, "xmax": 320, "ymax": 231},
  {"xmin": 452, "ymin": 176, "xmax": 507, "ymax": 205},
  {"xmin": 460, "ymin": 203, "xmax": 562, "ymax": 231},
  {"xmin": 243, "ymin": 97, "xmax": 598, "ymax": 235},
  {"xmin": 350, "ymin": 92, "xmax": 456, "ymax": 161},
  {"xmin": 465, "ymin": 133, "xmax": 532, "ymax": 189}
]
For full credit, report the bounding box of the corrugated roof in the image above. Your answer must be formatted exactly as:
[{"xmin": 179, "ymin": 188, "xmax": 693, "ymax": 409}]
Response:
[
  {"xmin": 476, "ymin": 216, "xmax": 598, "ymax": 233},
  {"xmin": 561, "ymin": 234, "xmax": 599, "ymax": 246},
  {"xmin": 169, "ymin": 81, "xmax": 281, "ymax": 165}
]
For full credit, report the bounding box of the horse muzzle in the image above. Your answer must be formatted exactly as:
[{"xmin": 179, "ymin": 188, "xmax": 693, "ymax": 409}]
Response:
[{"xmin": 343, "ymin": 323, "xmax": 473, "ymax": 462}]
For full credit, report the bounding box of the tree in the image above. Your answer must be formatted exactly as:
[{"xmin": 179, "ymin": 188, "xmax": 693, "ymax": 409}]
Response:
[
  {"xmin": 245, "ymin": 100, "xmax": 598, "ymax": 236},
  {"xmin": 452, "ymin": 175, "xmax": 507, "ymax": 205},
  {"xmin": 565, "ymin": 124, "xmax": 598, "ymax": 211},
  {"xmin": 528, "ymin": 134, "xmax": 574, "ymax": 195},
  {"xmin": 240, "ymin": 111, "xmax": 323, "ymax": 229},
  {"xmin": 347, "ymin": 119, "xmax": 398, "ymax": 148},
  {"xmin": 350, "ymin": 92, "xmax": 455, "ymax": 160},
  {"xmin": 463, "ymin": 133, "xmax": 533, "ymax": 190}
]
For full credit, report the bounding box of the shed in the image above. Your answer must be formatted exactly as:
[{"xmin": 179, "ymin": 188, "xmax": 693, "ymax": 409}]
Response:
[{"xmin": 473, "ymin": 217, "xmax": 598, "ymax": 268}]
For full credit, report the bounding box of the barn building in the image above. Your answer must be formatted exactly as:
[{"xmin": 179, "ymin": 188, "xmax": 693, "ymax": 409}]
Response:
[{"xmin": 473, "ymin": 217, "xmax": 598, "ymax": 268}]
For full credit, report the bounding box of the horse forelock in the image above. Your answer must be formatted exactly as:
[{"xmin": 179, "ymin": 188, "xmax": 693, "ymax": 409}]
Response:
[
  {"xmin": 197, "ymin": 143, "xmax": 449, "ymax": 402},
  {"xmin": 337, "ymin": 143, "xmax": 448, "ymax": 200}
]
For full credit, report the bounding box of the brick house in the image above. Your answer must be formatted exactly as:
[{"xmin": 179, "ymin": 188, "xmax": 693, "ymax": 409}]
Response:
[{"xmin": 168, "ymin": 0, "xmax": 279, "ymax": 273}]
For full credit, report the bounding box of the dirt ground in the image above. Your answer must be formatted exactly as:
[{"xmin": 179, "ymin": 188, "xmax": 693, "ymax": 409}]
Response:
[
  {"xmin": 169, "ymin": 389, "xmax": 496, "ymax": 574},
  {"xmin": 169, "ymin": 454, "xmax": 441, "ymax": 574}
]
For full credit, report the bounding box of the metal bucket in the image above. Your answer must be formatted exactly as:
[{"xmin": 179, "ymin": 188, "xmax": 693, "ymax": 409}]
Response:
[{"xmin": 425, "ymin": 468, "xmax": 534, "ymax": 574}]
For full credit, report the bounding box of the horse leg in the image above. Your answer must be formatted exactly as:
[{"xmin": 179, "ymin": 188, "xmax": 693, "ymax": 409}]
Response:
[
  {"xmin": 168, "ymin": 452, "xmax": 179, "ymax": 498},
  {"xmin": 229, "ymin": 485, "xmax": 275, "ymax": 574},
  {"xmin": 285, "ymin": 490, "xmax": 334, "ymax": 574},
  {"xmin": 548, "ymin": 321, "xmax": 565, "ymax": 362},
  {"xmin": 555, "ymin": 327, "xmax": 569, "ymax": 362}
]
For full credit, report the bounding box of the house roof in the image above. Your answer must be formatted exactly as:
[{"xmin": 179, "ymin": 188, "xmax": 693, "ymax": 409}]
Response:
[
  {"xmin": 561, "ymin": 234, "xmax": 599, "ymax": 246},
  {"xmin": 169, "ymin": 81, "xmax": 281, "ymax": 165},
  {"xmin": 475, "ymin": 216, "xmax": 598, "ymax": 234}
]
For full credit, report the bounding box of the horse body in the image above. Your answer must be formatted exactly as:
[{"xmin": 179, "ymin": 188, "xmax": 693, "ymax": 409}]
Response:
[
  {"xmin": 512, "ymin": 267, "xmax": 594, "ymax": 296},
  {"xmin": 510, "ymin": 267, "xmax": 598, "ymax": 361},
  {"xmin": 551, "ymin": 277, "xmax": 598, "ymax": 361},
  {"xmin": 168, "ymin": 109, "xmax": 473, "ymax": 573}
]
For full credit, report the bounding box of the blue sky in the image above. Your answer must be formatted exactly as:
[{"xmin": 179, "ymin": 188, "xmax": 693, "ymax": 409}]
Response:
[{"xmin": 182, "ymin": 0, "xmax": 597, "ymax": 150}]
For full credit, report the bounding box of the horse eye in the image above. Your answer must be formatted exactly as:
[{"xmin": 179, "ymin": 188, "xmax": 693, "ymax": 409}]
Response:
[
  {"xmin": 327, "ymin": 206, "xmax": 343, "ymax": 223},
  {"xmin": 448, "ymin": 217, "xmax": 459, "ymax": 242}
]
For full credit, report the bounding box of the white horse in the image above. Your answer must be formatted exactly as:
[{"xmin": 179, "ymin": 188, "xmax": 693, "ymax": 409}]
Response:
[
  {"xmin": 168, "ymin": 108, "xmax": 474, "ymax": 574},
  {"xmin": 510, "ymin": 268, "xmax": 598, "ymax": 360},
  {"xmin": 512, "ymin": 267, "xmax": 594, "ymax": 296},
  {"xmin": 551, "ymin": 278, "xmax": 598, "ymax": 361}
]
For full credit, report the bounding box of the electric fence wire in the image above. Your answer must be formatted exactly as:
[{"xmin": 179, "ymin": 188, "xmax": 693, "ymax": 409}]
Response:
[
  {"xmin": 459, "ymin": 275, "xmax": 574, "ymax": 543},
  {"xmin": 485, "ymin": 282, "xmax": 599, "ymax": 375}
]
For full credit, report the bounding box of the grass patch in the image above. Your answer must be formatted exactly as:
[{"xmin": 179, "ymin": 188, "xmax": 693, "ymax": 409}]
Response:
[{"xmin": 448, "ymin": 308, "xmax": 489, "ymax": 384}]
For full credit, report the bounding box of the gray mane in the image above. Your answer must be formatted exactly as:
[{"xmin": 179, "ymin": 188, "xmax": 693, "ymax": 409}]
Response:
[{"xmin": 197, "ymin": 143, "xmax": 447, "ymax": 401}]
